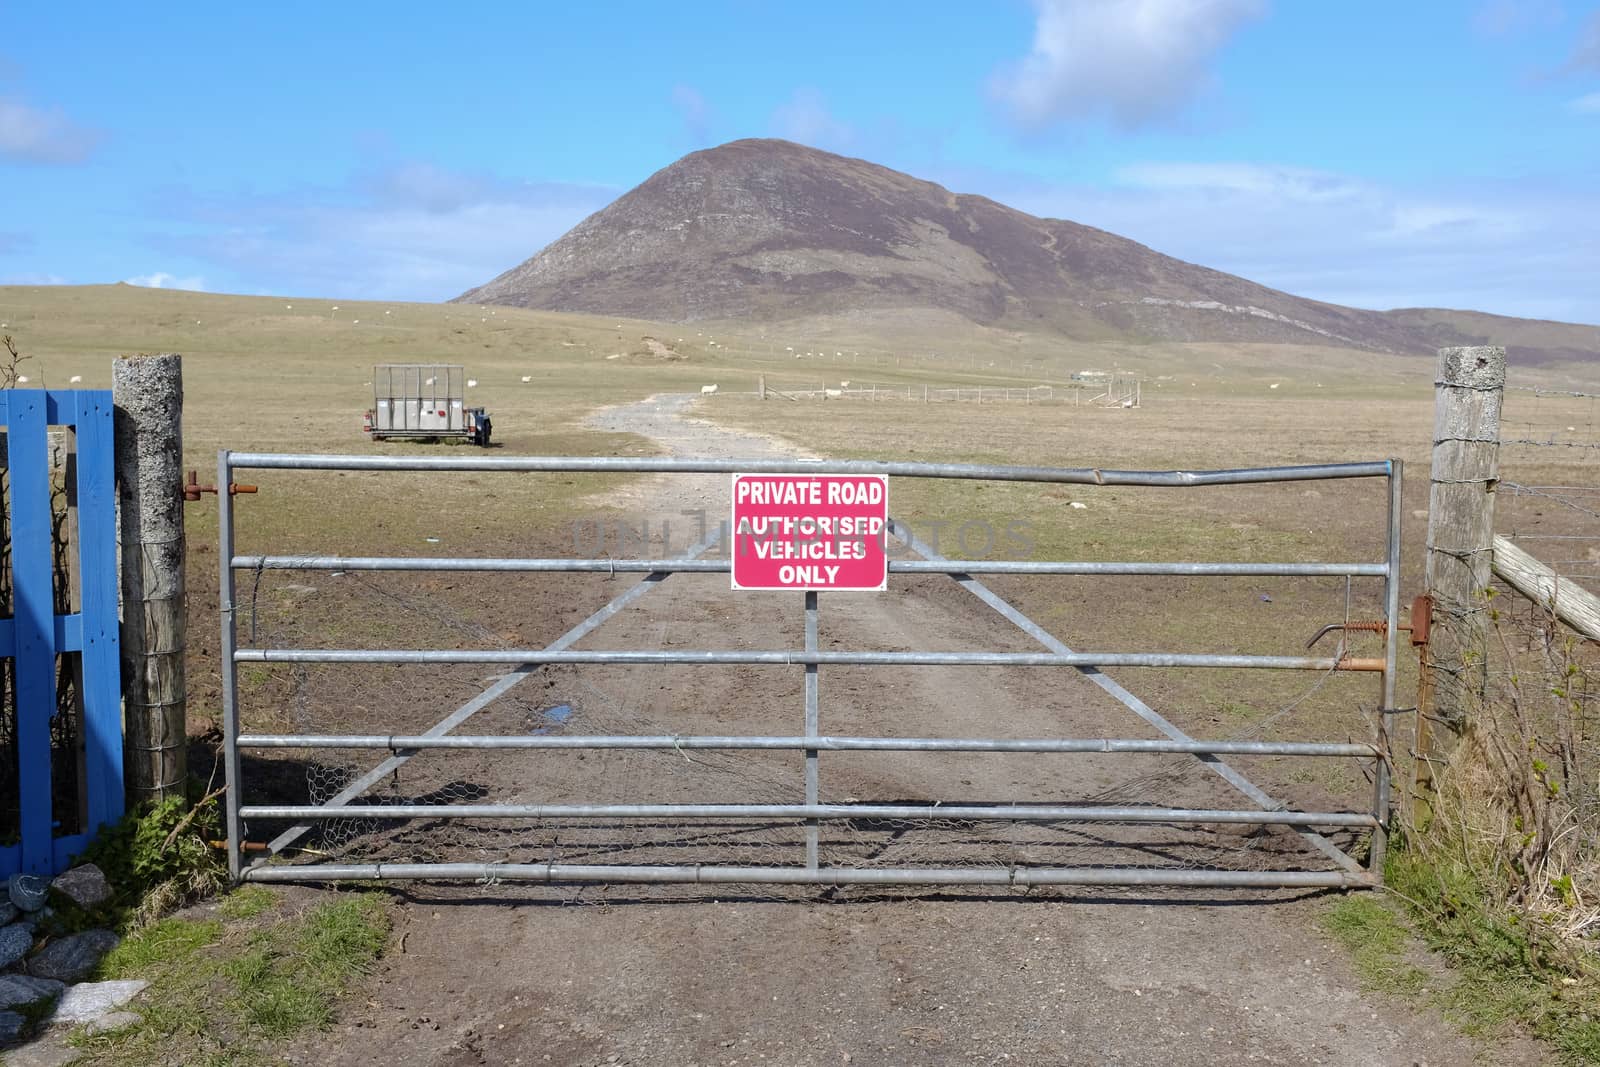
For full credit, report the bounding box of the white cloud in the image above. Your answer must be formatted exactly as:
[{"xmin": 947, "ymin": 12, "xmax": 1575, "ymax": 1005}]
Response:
[
  {"xmin": 991, "ymin": 0, "xmax": 1265, "ymax": 130},
  {"xmin": 1472, "ymin": 0, "xmax": 1561, "ymax": 38},
  {"xmin": 0, "ymin": 272, "xmax": 66, "ymax": 285},
  {"xmin": 1568, "ymin": 9, "xmax": 1600, "ymax": 72},
  {"xmin": 1571, "ymin": 91, "xmax": 1600, "ymax": 114},
  {"xmin": 771, "ymin": 88, "xmax": 855, "ymax": 150},
  {"xmin": 0, "ymin": 96, "xmax": 101, "ymax": 164},
  {"xmin": 671, "ymin": 85, "xmax": 712, "ymax": 145},
  {"xmin": 125, "ymin": 272, "xmax": 206, "ymax": 291},
  {"xmin": 147, "ymin": 163, "xmax": 617, "ymax": 301},
  {"xmin": 1118, "ymin": 162, "xmax": 1362, "ymax": 203}
]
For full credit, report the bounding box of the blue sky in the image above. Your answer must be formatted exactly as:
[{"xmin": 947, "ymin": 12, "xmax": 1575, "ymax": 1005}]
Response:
[{"xmin": 3, "ymin": 1, "xmax": 1599, "ymax": 322}]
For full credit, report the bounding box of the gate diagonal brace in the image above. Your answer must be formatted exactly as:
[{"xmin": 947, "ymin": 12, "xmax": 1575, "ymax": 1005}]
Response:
[
  {"xmin": 256, "ymin": 525, "xmax": 726, "ymax": 864},
  {"xmin": 885, "ymin": 518, "xmax": 1366, "ymax": 876}
]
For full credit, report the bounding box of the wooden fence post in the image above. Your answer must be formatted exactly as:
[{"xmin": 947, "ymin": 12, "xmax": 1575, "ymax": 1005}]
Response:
[
  {"xmin": 1418, "ymin": 345, "xmax": 1505, "ymax": 822},
  {"xmin": 113, "ymin": 354, "xmax": 187, "ymax": 804}
]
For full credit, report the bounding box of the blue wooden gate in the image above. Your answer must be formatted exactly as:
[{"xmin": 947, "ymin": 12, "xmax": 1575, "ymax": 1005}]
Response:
[{"xmin": 0, "ymin": 389, "xmax": 123, "ymax": 875}]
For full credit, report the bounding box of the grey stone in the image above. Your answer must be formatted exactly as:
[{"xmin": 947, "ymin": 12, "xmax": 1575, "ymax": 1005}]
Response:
[
  {"xmin": 26, "ymin": 929, "xmax": 119, "ymax": 983},
  {"xmin": 51, "ymin": 979, "xmax": 147, "ymax": 1023},
  {"xmin": 0, "ymin": 902, "xmax": 17, "ymax": 927},
  {"xmin": 0, "ymin": 975, "xmax": 63, "ymax": 1011},
  {"xmin": 7, "ymin": 875, "xmax": 50, "ymax": 913},
  {"xmin": 0, "ymin": 1010, "xmax": 24, "ymax": 1043},
  {"xmin": 0, "ymin": 925, "xmax": 34, "ymax": 970},
  {"xmin": 83, "ymin": 1009, "xmax": 141, "ymax": 1034},
  {"xmin": 49, "ymin": 865, "xmax": 111, "ymax": 910}
]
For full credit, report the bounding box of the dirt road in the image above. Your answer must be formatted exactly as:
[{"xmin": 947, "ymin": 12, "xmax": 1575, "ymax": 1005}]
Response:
[{"xmin": 289, "ymin": 395, "xmax": 1524, "ymax": 1066}]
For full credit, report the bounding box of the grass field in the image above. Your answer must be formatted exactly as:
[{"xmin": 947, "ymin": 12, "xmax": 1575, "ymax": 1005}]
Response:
[{"xmin": 5, "ymin": 282, "xmax": 1594, "ymax": 742}]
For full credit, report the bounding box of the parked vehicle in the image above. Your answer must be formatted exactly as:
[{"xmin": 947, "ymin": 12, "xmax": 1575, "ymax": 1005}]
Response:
[{"xmin": 363, "ymin": 364, "xmax": 491, "ymax": 446}]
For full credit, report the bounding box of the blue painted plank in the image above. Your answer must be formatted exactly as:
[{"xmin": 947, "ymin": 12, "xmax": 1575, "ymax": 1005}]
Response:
[
  {"xmin": 73, "ymin": 391, "xmax": 123, "ymax": 832},
  {"xmin": 0, "ymin": 617, "xmax": 83, "ymax": 660},
  {"xmin": 51, "ymin": 833, "xmax": 89, "ymax": 870},
  {"xmin": 6, "ymin": 391, "xmax": 58, "ymax": 874},
  {"xmin": 56, "ymin": 614, "xmax": 82, "ymax": 652}
]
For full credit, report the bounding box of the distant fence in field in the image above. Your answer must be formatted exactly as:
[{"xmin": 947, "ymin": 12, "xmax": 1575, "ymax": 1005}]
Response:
[
  {"xmin": 686, "ymin": 340, "xmax": 1060, "ymax": 378},
  {"xmin": 752, "ymin": 374, "xmax": 1142, "ymax": 408}
]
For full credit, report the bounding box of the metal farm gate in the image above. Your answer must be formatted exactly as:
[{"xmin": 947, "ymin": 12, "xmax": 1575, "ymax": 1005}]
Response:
[{"xmin": 219, "ymin": 451, "xmax": 1402, "ymax": 891}]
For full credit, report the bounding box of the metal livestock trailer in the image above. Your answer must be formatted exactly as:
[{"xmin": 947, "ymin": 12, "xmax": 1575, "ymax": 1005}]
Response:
[{"xmin": 363, "ymin": 364, "xmax": 492, "ymax": 446}]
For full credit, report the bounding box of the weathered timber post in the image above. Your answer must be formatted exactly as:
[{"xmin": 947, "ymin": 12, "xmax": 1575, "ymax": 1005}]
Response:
[
  {"xmin": 1417, "ymin": 345, "xmax": 1505, "ymax": 823},
  {"xmin": 758, "ymin": 374, "xmax": 766, "ymax": 400},
  {"xmin": 113, "ymin": 354, "xmax": 187, "ymax": 803}
]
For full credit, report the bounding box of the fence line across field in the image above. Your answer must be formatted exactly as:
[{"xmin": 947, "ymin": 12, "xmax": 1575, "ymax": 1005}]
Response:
[
  {"xmin": 218, "ymin": 449, "xmax": 1402, "ymax": 890},
  {"xmin": 752, "ymin": 377, "xmax": 1141, "ymax": 407}
]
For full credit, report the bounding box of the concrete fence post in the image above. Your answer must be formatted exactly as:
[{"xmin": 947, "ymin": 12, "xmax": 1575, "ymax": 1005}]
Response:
[
  {"xmin": 113, "ymin": 354, "xmax": 187, "ymax": 804},
  {"xmin": 1417, "ymin": 345, "xmax": 1505, "ymax": 822}
]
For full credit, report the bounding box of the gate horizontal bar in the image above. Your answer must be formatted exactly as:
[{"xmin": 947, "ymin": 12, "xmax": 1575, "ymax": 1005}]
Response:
[
  {"xmin": 239, "ymin": 802, "xmax": 1377, "ymax": 827},
  {"xmin": 240, "ymin": 862, "xmax": 1372, "ymax": 889},
  {"xmin": 226, "ymin": 452, "xmax": 1392, "ymax": 486},
  {"xmin": 235, "ymin": 733, "xmax": 1378, "ymax": 757},
  {"xmin": 232, "ymin": 554, "xmax": 1389, "ymax": 578},
  {"xmin": 0, "ymin": 614, "xmax": 85, "ymax": 656},
  {"xmin": 234, "ymin": 647, "xmax": 1381, "ymax": 671}
]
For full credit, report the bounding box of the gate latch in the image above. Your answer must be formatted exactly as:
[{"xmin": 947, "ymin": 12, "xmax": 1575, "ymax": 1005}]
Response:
[
  {"xmin": 182, "ymin": 470, "xmax": 259, "ymax": 502},
  {"xmin": 1305, "ymin": 595, "xmax": 1431, "ymax": 650}
]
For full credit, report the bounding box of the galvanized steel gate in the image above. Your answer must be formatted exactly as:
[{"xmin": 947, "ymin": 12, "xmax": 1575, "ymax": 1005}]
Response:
[{"xmin": 219, "ymin": 451, "xmax": 1402, "ymax": 890}]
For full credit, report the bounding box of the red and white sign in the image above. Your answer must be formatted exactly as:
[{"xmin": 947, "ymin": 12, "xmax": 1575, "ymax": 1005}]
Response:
[{"xmin": 731, "ymin": 474, "xmax": 888, "ymax": 591}]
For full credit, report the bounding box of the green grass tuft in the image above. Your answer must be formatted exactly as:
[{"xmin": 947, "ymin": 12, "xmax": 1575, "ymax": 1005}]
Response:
[
  {"xmin": 99, "ymin": 917, "xmax": 223, "ymax": 978},
  {"xmin": 229, "ymin": 894, "xmax": 392, "ymax": 1037},
  {"xmin": 1384, "ymin": 847, "xmax": 1600, "ymax": 1063},
  {"xmin": 1319, "ymin": 896, "xmax": 1430, "ymax": 996},
  {"xmin": 69, "ymin": 893, "xmax": 391, "ymax": 1064},
  {"xmin": 1322, "ymin": 846, "xmax": 1600, "ymax": 1065},
  {"xmin": 218, "ymin": 884, "xmax": 278, "ymax": 921}
]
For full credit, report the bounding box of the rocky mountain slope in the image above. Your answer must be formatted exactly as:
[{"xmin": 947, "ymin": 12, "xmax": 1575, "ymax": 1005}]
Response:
[{"xmin": 458, "ymin": 139, "xmax": 1595, "ymax": 363}]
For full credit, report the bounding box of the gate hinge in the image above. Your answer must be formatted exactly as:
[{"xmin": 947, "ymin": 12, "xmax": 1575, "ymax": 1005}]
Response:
[{"xmin": 182, "ymin": 469, "xmax": 259, "ymax": 502}]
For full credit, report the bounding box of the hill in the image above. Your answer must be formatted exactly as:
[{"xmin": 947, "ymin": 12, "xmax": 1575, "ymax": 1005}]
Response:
[{"xmin": 457, "ymin": 139, "xmax": 1596, "ymax": 364}]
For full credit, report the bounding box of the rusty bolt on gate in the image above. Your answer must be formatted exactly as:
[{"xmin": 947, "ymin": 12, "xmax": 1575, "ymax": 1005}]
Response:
[{"xmin": 181, "ymin": 469, "xmax": 258, "ymax": 502}]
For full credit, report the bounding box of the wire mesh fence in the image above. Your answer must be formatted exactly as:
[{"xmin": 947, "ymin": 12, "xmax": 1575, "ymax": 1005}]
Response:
[
  {"xmin": 1482, "ymin": 375, "xmax": 1599, "ymax": 930},
  {"xmin": 1497, "ymin": 381, "xmax": 1600, "ymax": 596}
]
